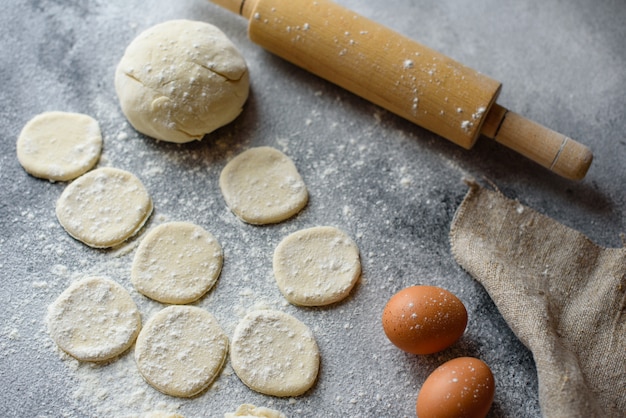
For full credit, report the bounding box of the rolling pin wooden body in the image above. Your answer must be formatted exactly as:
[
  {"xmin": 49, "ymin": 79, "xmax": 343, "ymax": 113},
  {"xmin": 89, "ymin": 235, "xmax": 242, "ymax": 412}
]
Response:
[{"xmin": 211, "ymin": 0, "xmax": 592, "ymax": 180}]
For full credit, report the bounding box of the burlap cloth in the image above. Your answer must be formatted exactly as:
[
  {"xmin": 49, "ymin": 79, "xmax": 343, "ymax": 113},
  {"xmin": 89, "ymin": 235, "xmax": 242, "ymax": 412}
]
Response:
[{"xmin": 449, "ymin": 180, "xmax": 626, "ymax": 418}]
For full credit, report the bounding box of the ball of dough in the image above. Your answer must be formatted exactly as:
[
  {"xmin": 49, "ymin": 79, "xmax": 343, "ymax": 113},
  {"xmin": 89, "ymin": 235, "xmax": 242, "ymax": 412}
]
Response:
[{"xmin": 115, "ymin": 20, "xmax": 249, "ymax": 143}]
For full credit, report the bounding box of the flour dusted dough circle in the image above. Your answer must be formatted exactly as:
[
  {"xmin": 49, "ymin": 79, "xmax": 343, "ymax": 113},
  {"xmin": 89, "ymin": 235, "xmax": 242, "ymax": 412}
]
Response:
[
  {"xmin": 47, "ymin": 277, "xmax": 141, "ymax": 362},
  {"xmin": 56, "ymin": 167, "xmax": 153, "ymax": 248},
  {"xmin": 16, "ymin": 111, "xmax": 102, "ymax": 181},
  {"xmin": 224, "ymin": 404, "xmax": 286, "ymax": 418},
  {"xmin": 230, "ymin": 310, "xmax": 320, "ymax": 397},
  {"xmin": 273, "ymin": 226, "xmax": 361, "ymax": 306},
  {"xmin": 115, "ymin": 19, "xmax": 249, "ymax": 143},
  {"xmin": 135, "ymin": 306, "xmax": 228, "ymax": 397},
  {"xmin": 131, "ymin": 222, "xmax": 223, "ymax": 304},
  {"xmin": 219, "ymin": 147, "xmax": 308, "ymax": 224}
]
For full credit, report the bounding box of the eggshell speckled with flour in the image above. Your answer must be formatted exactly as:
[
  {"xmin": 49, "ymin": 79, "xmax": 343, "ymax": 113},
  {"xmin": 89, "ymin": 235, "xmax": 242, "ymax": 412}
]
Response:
[
  {"xmin": 382, "ymin": 285, "xmax": 467, "ymax": 354},
  {"xmin": 416, "ymin": 357, "xmax": 495, "ymax": 418}
]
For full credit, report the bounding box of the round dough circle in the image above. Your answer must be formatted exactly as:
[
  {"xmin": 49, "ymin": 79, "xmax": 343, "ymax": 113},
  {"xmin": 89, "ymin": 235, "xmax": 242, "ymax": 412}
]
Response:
[
  {"xmin": 230, "ymin": 310, "xmax": 320, "ymax": 397},
  {"xmin": 225, "ymin": 404, "xmax": 286, "ymax": 418},
  {"xmin": 131, "ymin": 222, "xmax": 223, "ymax": 304},
  {"xmin": 135, "ymin": 306, "xmax": 228, "ymax": 397},
  {"xmin": 219, "ymin": 147, "xmax": 308, "ymax": 225},
  {"xmin": 47, "ymin": 277, "xmax": 141, "ymax": 362},
  {"xmin": 273, "ymin": 226, "xmax": 361, "ymax": 306},
  {"xmin": 115, "ymin": 19, "xmax": 249, "ymax": 143},
  {"xmin": 56, "ymin": 167, "xmax": 153, "ymax": 248},
  {"xmin": 16, "ymin": 111, "xmax": 102, "ymax": 181}
]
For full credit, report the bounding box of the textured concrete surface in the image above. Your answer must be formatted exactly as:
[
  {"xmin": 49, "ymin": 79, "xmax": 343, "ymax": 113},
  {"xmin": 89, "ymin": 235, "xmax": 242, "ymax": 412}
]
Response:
[{"xmin": 1, "ymin": 0, "xmax": 624, "ymax": 416}]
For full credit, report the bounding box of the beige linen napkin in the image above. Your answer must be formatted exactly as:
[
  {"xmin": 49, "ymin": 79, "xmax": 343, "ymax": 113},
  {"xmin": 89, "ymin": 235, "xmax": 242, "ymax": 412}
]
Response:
[{"xmin": 450, "ymin": 180, "xmax": 626, "ymax": 418}]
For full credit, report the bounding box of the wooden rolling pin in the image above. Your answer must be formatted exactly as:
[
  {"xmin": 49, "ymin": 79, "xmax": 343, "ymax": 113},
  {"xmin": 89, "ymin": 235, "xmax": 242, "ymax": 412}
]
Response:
[{"xmin": 210, "ymin": 0, "xmax": 593, "ymax": 180}]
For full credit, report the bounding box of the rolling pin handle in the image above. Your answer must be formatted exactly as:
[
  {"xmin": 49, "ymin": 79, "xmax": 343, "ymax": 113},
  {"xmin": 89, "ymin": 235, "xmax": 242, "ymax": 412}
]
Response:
[
  {"xmin": 481, "ymin": 104, "xmax": 593, "ymax": 180},
  {"xmin": 210, "ymin": 0, "xmax": 258, "ymax": 18},
  {"xmin": 209, "ymin": 0, "xmax": 594, "ymax": 181},
  {"xmin": 210, "ymin": 0, "xmax": 245, "ymax": 15}
]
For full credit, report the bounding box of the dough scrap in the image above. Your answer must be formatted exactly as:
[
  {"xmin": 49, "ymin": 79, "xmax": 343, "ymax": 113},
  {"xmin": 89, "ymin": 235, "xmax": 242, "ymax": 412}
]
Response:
[
  {"xmin": 131, "ymin": 222, "xmax": 223, "ymax": 304},
  {"xmin": 135, "ymin": 306, "xmax": 228, "ymax": 398},
  {"xmin": 56, "ymin": 167, "xmax": 153, "ymax": 248},
  {"xmin": 16, "ymin": 111, "xmax": 102, "ymax": 181},
  {"xmin": 219, "ymin": 147, "xmax": 308, "ymax": 225},
  {"xmin": 230, "ymin": 310, "xmax": 320, "ymax": 397},
  {"xmin": 47, "ymin": 277, "xmax": 141, "ymax": 362},
  {"xmin": 224, "ymin": 404, "xmax": 286, "ymax": 418},
  {"xmin": 115, "ymin": 20, "xmax": 249, "ymax": 143},
  {"xmin": 273, "ymin": 226, "xmax": 361, "ymax": 306}
]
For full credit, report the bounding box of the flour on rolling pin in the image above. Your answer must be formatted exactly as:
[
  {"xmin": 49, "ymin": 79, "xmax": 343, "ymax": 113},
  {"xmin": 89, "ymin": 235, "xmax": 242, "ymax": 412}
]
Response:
[{"xmin": 210, "ymin": 0, "xmax": 592, "ymax": 180}]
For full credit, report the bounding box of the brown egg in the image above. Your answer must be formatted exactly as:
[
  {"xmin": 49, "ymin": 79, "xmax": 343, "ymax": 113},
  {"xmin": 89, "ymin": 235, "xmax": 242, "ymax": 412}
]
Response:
[
  {"xmin": 416, "ymin": 357, "xmax": 495, "ymax": 418},
  {"xmin": 382, "ymin": 285, "xmax": 468, "ymax": 354}
]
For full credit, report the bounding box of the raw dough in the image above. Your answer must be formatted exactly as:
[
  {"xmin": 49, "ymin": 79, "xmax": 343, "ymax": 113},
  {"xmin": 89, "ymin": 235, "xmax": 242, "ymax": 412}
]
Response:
[
  {"xmin": 135, "ymin": 306, "xmax": 228, "ymax": 398},
  {"xmin": 115, "ymin": 20, "xmax": 249, "ymax": 143},
  {"xmin": 224, "ymin": 404, "xmax": 286, "ymax": 418},
  {"xmin": 16, "ymin": 111, "xmax": 102, "ymax": 181},
  {"xmin": 230, "ymin": 310, "xmax": 320, "ymax": 397},
  {"xmin": 56, "ymin": 167, "xmax": 153, "ymax": 248},
  {"xmin": 131, "ymin": 222, "xmax": 223, "ymax": 304},
  {"xmin": 219, "ymin": 147, "xmax": 308, "ymax": 224},
  {"xmin": 47, "ymin": 277, "xmax": 141, "ymax": 362},
  {"xmin": 273, "ymin": 226, "xmax": 361, "ymax": 306}
]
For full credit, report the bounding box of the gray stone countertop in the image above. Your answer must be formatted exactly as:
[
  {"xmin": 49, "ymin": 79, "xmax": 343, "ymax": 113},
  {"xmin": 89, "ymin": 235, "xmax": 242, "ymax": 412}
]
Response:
[{"xmin": 1, "ymin": 0, "xmax": 624, "ymax": 417}]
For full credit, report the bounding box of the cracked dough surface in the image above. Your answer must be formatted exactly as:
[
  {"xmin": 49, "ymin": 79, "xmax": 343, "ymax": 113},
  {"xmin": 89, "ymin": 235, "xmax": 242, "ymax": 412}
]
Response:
[
  {"xmin": 16, "ymin": 111, "xmax": 102, "ymax": 181},
  {"xmin": 55, "ymin": 167, "xmax": 153, "ymax": 248},
  {"xmin": 47, "ymin": 277, "xmax": 141, "ymax": 362},
  {"xmin": 115, "ymin": 19, "xmax": 249, "ymax": 143},
  {"xmin": 131, "ymin": 222, "xmax": 223, "ymax": 304},
  {"xmin": 219, "ymin": 147, "xmax": 308, "ymax": 224},
  {"xmin": 135, "ymin": 306, "xmax": 229, "ymax": 398},
  {"xmin": 273, "ymin": 226, "xmax": 361, "ymax": 306},
  {"xmin": 230, "ymin": 310, "xmax": 320, "ymax": 397}
]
